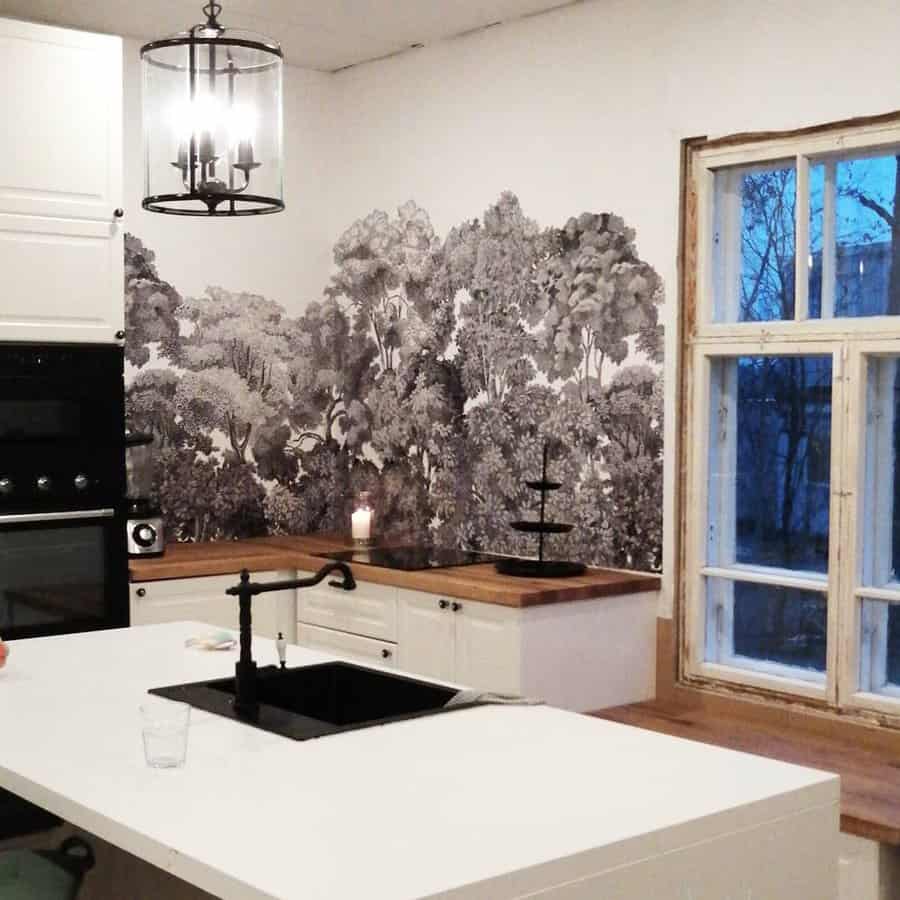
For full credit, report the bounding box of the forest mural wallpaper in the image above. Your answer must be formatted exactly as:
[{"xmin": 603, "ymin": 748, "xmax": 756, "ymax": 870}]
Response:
[{"xmin": 124, "ymin": 191, "xmax": 665, "ymax": 572}]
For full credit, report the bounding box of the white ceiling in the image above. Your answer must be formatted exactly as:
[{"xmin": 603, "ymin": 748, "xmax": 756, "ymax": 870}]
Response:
[{"xmin": 0, "ymin": 0, "xmax": 581, "ymax": 71}]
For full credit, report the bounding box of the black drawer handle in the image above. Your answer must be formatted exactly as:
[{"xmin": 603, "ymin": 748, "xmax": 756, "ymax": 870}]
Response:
[
  {"xmin": 381, "ymin": 648, "xmax": 392, "ymax": 659},
  {"xmin": 451, "ymin": 602, "xmax": 462, "ymax": 612},
  {"xmin": 438, "ymin": 599, "xmax": 449, "ymax": 610},
  {"xmin": 136, "ymin": 587, "xmax": 146, "ymax": 598}
]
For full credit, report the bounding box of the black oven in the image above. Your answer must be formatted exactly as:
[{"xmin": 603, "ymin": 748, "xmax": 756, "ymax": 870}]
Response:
[{"xmin": 0, "ymin": 344, "xmax": 128, "ymax": 639}]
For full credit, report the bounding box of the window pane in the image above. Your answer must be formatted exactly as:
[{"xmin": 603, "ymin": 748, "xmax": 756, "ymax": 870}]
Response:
[
  {"xmin": 707, "ymin": 576, "xmax": 826, "ymax": 675},
  {"xmin": 833, "ymin": 154, "xmax": 899, "ymax": 317},
  {"xmin": 859, "ymin": 598, "xmax": 900, "ymax": 693},
  {"xmin": 862, "ymin": 356, "xmax": 900, "ymax": 587},
  {"xmin": 713, "ymin": 162, "xmax": 796, "ymax": 322},
  {"xmin": 708, "ymin": 355, "xmax": 832, "ymax": 573},
  {"xmin": 808, "ymin": 163, "xmax": 824, "ymax": 318}
]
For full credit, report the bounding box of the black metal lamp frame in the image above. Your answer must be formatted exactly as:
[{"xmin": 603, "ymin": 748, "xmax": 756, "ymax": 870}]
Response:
[{"xmin": 140, "ymin": 2, "xmax": 284, "ymax": 217}]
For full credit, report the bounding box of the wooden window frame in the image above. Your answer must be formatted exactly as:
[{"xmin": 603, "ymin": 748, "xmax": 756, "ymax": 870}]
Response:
[{"xmin": 679, "ymin": 111, "xmax": 900, "ymax": 722}]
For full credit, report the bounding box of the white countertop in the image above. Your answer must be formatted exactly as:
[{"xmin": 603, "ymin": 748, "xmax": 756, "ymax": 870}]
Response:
[{"xmin": 0, "ymin": 623, "xmax": 839, "ymax": 899}]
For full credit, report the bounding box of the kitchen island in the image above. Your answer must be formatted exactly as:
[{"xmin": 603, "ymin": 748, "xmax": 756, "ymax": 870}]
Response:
[{"xmin": 0, "ymin": 623, "xmax": 839, "ymax": 899}]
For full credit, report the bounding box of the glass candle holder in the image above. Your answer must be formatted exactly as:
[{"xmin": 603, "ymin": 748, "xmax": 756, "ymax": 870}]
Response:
[{"xmin": 351, "ymin": 492, "xmax": 374, "ymax": 546}]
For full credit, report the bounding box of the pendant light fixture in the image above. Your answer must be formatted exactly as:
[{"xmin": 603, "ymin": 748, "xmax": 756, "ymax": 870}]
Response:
[{"xmin": 140, "ymin": 2, "xmax": 284, "ymax": 216}]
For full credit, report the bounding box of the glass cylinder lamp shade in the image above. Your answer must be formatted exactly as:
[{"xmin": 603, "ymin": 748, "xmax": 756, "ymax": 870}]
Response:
[{"xmin": 140, "ymin": 4, "xmax": 283, "ymax": 216}]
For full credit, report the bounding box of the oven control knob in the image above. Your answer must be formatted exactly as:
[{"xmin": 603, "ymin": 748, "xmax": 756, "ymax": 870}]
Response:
[
  {"xmin": 132, "ymin": 523, "xmax": 158, "ymax": 549},
  {"xmin": 0, "ymin": 478, "xmax": 12, "ymax": 496},
  {"xmin": 73, "ymin": 473, "xmax": 89, "ymax": 491},
  {"xmin": 36, "ymin": 476, "xmax": 52, "ymax": 492}
]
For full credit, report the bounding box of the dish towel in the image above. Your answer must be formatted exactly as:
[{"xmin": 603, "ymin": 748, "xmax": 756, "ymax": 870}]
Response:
[{"xmin": 444, "ymin": 689, "xmax": 543, "ymax": 708}]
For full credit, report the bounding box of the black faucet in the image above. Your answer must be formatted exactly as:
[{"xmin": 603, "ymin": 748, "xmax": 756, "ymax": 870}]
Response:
[{"xmin": 226, "ymin": 561, "xmax": 356, "ymax": 720}]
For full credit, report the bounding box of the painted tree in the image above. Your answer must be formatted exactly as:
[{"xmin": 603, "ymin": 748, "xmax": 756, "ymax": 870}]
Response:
[
  {"xmin": 367, "ymin": 358, "xmax": 465, "ymax": 541},
  {"xmin": 285, "ymin": 297, "xmax": 377, "ymax": 452},
  {"xmin": 159, "ymin": 448, "xmax": 267, "ymax": 542},
  {"xmin": 174, "ymin": 287, "xmax": 293, "ymax": 461},
  {"xmin": 126, "ymin": 368, "xmax": 201, "ymax": 450},
  {"xmin": 173, "ymin": 367, "xmax": 285, "ymax": 463},
  {"xmin": 443, "ymin": 192, "xmax": 549, "ymax": 402},
  {"xmin": 123, "ymin": 232, "xmax": 182, "ymax": 368},
  {"xmin": 326, "ymin": 201, "xmax": 450, "ymax": 372},
  {"xmin": 596, "ymin": 365, "xmax": 664, "ymax": 570},
  {"xmin": 532, "ymin": 212, "xmax": 662, "ymax": 402}
]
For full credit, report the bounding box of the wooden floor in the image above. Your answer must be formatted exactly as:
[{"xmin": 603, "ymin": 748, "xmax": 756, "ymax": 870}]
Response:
[{"xmin": 595, "ymin": 700, "xmax": 900, "ymax": 845}]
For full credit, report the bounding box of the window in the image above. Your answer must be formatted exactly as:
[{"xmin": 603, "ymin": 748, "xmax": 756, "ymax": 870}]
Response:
[{"xmin": 684, "ymin": 116, "xmax": 900, "ymax": 716}]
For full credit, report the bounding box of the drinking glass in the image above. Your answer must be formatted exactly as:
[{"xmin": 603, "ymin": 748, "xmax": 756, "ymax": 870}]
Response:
[{"xmin": 140, "ymin": 697, "xmax": 190, "ymax": 768}]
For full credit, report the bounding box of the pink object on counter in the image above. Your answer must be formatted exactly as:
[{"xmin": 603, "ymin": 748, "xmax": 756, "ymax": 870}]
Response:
[{"xmin": 0, "ymin": 640, "xmax": 7, "ymax": 669}]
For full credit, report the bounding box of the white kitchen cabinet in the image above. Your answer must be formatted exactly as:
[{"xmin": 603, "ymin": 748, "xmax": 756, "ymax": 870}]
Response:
[
  {"xmin": 0, "ymin": 18, "xmax": 122, "ymax": 221},
  {"xmin": 130, "ymin": 572, "xmax": 297, "ymax": 642},
  {"xmin": 0, "ymin": 214, "xmax": 124, "ymax": 344},
  {"xmin": 296, "ymin": 622, "xmax": 397, "ymax": 668},
  {"xmin": 297, "ymin": 576, "xmax": 397, "ymax": 642},
  {"xmin": 139, "ymin": 567, "xmax": 657, "ymax": 711},
  {"xmin": 453, "ymin": 600, "xmax": 521, "ymax": 695},
  {"xmin": 0, "ymin": 17, "xmax": 124, "ymax": 344},
  {"xmin": 396, "ymin": 591, "xmax": 456, "ymax": 682},
  {"xmin": 397, "ymin": 590, "xmax": 520, "ymax": 693},
  {"xmin": 295, "ymin": 581, "xmax": 657, "ymax": 711}
]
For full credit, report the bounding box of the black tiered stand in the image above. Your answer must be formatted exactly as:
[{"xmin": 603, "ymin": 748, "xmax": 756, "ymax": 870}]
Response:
[{"xmin": 495, "ymin": 443, "xmax": 586, "ymax": 579}]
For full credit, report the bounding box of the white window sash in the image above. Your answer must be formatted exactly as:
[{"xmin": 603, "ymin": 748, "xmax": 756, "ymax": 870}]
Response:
[
  {"xmin": 688, "ymin": 124, "xmax": 900, "ymax": 713},
  {"xmin": 684, "ymin": 339, "xmax": 844, "ymax": 699}
]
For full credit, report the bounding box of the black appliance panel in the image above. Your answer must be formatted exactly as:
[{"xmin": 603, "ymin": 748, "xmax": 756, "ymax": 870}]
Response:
[
  {"xmin": 0, "ymin": 344, "xmax": 125, "ymax": 512},
  {"xmin": 317, "ymin": 546, "xmax": 502, "ymax": 571},
  {"xmin": 0, "ymin": 343, "xmax": 129, "ymax": 638},
  {"xmin": 0, "ymin": 509, "xmax": 129, "ymax": 640}
]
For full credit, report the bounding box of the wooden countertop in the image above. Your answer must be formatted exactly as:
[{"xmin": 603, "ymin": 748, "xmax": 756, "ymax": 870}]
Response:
[
  {"xmin": 595, "ymin": 699, "xmax": 900, "ymax": 846},
  {"xmin": 128, "ymin": 534, "xmax": 660, "ymax": 608}
]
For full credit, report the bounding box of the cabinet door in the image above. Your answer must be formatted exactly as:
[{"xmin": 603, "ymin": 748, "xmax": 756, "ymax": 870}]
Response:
[
  {"xmin": 397, "ymin": 590, "xmax": 455, "ymax": 682},
  {"xmin": 0, "ymin": 18, "xmax": 122, "ymax": 221},
  {"xmin": 130, "ymin": 571, "xmax": 296, "ymax": 642},
  {"xmin": 0, "ymin": 213, "xmax": 124, "ymax": 343},
  {"xmin": 453, "ymin": 601, "xmax": 521, "ymax": 695}
]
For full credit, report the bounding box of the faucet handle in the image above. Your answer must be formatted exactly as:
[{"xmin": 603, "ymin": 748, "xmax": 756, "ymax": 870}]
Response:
[{"xmin": 275, "ymin": 632, "xmax": 287, "ymax": 669}]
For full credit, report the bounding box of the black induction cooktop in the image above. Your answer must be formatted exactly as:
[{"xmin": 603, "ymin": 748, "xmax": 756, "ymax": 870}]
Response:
[{"xmin": 316, "ymin": 546, "xmax": 502, "ymax": 571}]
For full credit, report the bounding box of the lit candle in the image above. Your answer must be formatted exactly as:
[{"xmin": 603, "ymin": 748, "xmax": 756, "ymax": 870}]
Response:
[
  {"xmin": 198, "ymin": 130, "xmax": 215, "ymax": 163},
  {"xmin": 236, "ymin": 139, "xmax": 255, "ymax": 166},
  {"xmin": 351, "ymin": 508, "xmax": 372, "ymax": 542}
]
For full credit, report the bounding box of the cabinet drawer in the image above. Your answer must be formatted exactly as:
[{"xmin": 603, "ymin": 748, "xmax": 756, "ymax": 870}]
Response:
[
  {"xmin": 297, "ymin": 579, "xmax": 397, "ymax": 641},
  {"xmin": 297, "ymin": 623, "xmax": 397, "ymax": 668},
  {"xmin": 130, "ymin": 570, "xmax": 296, "ymax": 641}
]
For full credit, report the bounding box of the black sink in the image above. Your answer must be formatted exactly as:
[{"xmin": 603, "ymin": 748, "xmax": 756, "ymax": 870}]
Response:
[{"xmin": 150, "ymin": 662, "xmax": 473, "ymax": 741}]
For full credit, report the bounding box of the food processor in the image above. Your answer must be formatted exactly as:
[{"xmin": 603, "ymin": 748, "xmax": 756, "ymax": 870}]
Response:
[{"xmin": 125, "ymin": 431, "xmax": 164, "ymax": 558}]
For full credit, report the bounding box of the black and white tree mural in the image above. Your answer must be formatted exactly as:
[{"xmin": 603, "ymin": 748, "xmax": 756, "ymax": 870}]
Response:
[{"xmin": 125, "ymin": 191, "xmax": 664, "ymax": 571}]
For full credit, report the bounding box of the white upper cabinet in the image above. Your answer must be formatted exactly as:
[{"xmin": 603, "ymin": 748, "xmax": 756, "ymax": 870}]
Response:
[
  {"xmin": 0, "ymin": 18, "xmax": 122, "ymax": 221},
  {"xmin": 0, "ymin": 17, "xmax": 124, "ymax": 345}
]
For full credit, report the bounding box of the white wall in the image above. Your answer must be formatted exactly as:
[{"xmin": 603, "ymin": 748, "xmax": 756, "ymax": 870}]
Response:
[
  {"xmin": 322, "ymin": 0, "xmax": 900, "ymax": 616},
  {"xmin": 117, "ymin": 0, "xmax": 900, "ymax": 613},
  {"xmin": 122, "ymin": 38, "xmax": 336, "ymax": 310}
]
